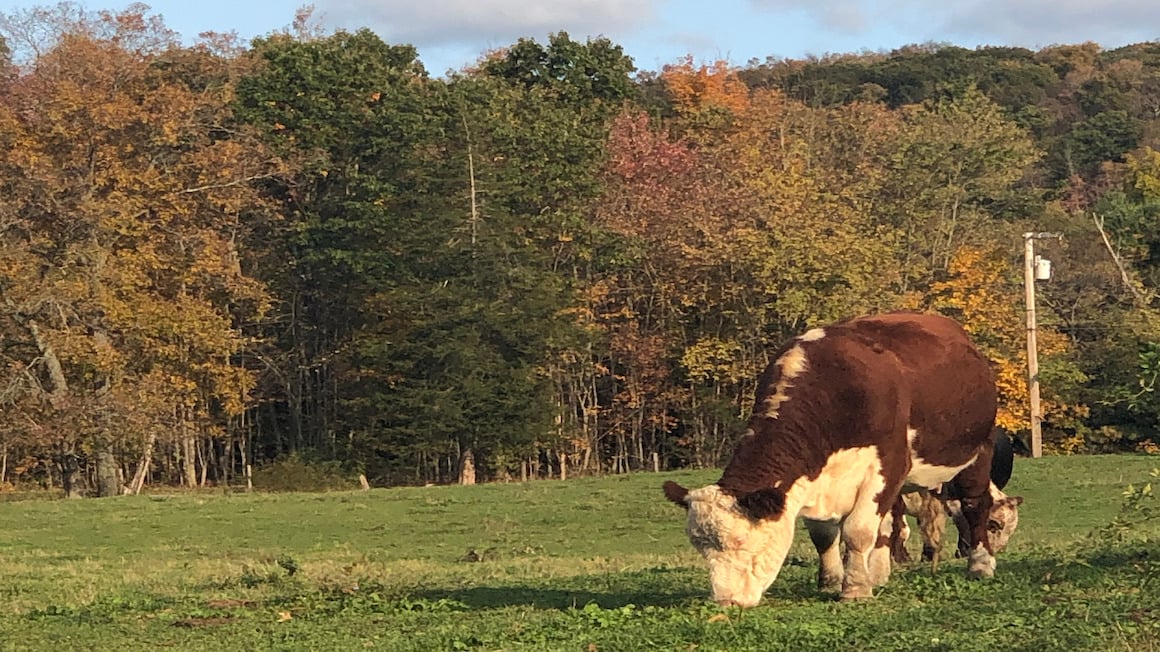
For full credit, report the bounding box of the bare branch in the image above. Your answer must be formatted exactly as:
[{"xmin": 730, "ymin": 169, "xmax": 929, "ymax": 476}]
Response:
[
  {"xmin": 180, "ymin": 173, "xmax": 278, "ymax": 195},
  {"xmin": 1092, "ymin": 212, "xmax": 1153, "ymax": 307}
]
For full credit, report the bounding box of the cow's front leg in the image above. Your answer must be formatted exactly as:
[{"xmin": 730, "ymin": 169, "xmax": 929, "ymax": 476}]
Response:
[
  {"xmin": 961, "ymin": 493, "xmax": 997, "ymax": 578},
  {"xmin": 889, "ymin": 495, "xmax": 911, "ymax": 563},
  {"xmin": 952, "ymin": 452, "xmax": 997, "ymax": 579},
  {"xmin": 805, "ymin": 518, "xmax": 843, "ymax": 592}
]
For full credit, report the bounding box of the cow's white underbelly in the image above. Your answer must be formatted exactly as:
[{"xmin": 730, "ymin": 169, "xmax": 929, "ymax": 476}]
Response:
[
  {"xmin": 905, "ymin": 427, "xmax": 977, "ymax": 490},
  {"xmin": 792, "ymin": 445, "xmax": 883, "ymax": 522}
]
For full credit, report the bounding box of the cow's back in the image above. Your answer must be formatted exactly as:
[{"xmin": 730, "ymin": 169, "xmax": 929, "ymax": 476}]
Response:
[
  {"xmin": 725, "ymin": 312, "xmax": 993, "ymax": 497},
  {"xmin": 831, "ymin": 313, "xmax": 997, "ymax": 468}
]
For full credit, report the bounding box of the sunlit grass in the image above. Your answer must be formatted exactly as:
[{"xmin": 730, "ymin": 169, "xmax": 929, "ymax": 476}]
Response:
[{"xmin": 0, "ymin": 455, "xmax": 1157, "ymax": 651}]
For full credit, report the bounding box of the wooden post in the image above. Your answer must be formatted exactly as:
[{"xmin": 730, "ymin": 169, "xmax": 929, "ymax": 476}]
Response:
[
  {"xmin": 1023, "ymin": 231, "xmax": 1061, "ymax": 458},
  {"xmin": 1023, "ymin": 233, "xmax": 1043, "ymax": 459}
]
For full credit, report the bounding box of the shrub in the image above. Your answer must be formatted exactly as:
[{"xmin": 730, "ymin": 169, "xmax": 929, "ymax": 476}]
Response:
[{"xmin": 250, "ymin": 455, "xmax": 360, "ymax": 492}]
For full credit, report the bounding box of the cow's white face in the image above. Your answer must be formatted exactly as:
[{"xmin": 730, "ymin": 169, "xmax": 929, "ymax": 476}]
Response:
[
  {"xmin": 986, "ymin": 491, "xmax": 1023, "ymax": 553},
  {"xmin": 680, "ymin": 485, "xmax": 795, "ymax": 607}
]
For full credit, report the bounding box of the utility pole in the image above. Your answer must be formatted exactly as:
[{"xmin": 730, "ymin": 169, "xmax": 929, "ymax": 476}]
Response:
[{"xmin": 1023, "ymin": 231, "xmax": 1062, "ymax": 458}]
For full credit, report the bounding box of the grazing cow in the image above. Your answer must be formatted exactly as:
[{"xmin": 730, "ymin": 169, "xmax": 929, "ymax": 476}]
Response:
[
  {"xmin": 662, "ymin": 312, "xmax": 1000, "ymax": 607},
  {"xmin": 895, "ymin": 483, "xmax": 1023, "ymax": 566},
  {"xmin": 893, "ymin": 434, "xmax": 1023, "ymax": 567}
]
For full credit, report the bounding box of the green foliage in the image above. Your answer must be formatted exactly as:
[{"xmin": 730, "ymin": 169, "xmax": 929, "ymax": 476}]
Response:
[
  {"xmin": 250, "ymin": 455, "xmax": 359, "ymax": 492},
  {"xmin": 6, "ymin": 10, "xmax": 1160, "ymax": 490},
  {"xmin": 1057, "ymin": 110, "xmax": 1143, "ymax": 177},
  {"xmin": 884, "ymin": 85, "xmax": 1040, "ymax": 288},
  {"xmin": 479, "ymin": 31, "xmax": 636, "ymax": 110}
]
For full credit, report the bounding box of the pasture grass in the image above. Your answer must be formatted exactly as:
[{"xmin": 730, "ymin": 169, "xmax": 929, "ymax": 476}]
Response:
[{"xmin": 0, "ymin": 455, "xmax": 1157, "ymax": 651}]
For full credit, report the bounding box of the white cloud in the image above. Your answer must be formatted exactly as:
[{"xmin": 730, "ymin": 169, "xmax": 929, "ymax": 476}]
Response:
[
  {"xmin": 317, "ymin": 0, "xmax": 657, "ymax": 48},
  {"xmin": 942, "ymin": 0, "xmax": 1158, "ymax": 47},
  {"xmin": 746, "ymin": 0, "xmax": 1158, "ymax": 47}
]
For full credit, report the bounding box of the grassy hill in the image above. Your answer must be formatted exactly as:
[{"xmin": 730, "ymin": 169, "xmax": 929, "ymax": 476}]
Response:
[{"xmin": 0, "ymin": 455, "xmax": 1157, "ymax": 651}]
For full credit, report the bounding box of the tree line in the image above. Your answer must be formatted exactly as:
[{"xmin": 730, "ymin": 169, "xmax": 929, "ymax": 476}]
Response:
[{"xmin": 1, "ymin": 4, "xmax": 1158, "ymax": 495}]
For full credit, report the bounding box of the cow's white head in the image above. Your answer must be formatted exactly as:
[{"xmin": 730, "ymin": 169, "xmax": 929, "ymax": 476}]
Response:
[
  {"xmin": 663, "ymin": 481, "xmax": 795, "ymax": 607},
  {"xmin": 986, "ymin": 490, "xmax": 1023, "ymax": 553}
]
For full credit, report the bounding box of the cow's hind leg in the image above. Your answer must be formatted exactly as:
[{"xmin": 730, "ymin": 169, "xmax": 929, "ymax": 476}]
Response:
[
  {"xmin": 951, "ymin": 445, "xmax": 997, "ymax": 579},
  {"xmin": 805, "ymin": 518, "xmax": 843, "ymax": 593},
  {"xmin": 867, "ymin": 511, "xmax": 894, "ymax": 588}
]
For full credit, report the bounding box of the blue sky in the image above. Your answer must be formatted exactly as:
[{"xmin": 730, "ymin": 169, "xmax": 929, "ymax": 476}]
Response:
[{"xmin": 1, "ymin": 0, "xmax": 1156, "ymax": 74}]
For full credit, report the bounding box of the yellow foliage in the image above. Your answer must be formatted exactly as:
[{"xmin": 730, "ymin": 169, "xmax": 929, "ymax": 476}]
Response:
[
  {"xmin": 926, "ymin": 246, "xmax": 1083, "ymax": 436},
  {"xmin": 1048, "ymin": 433, "xmax": 1089, "ymax": 456},
  {"xmin": 681, "ymin": 337, "xmax": 745, "ymax": 385},
  {"xmin": 1126, "ymin": 147, "xmax": 1160, "ymax": 200}
]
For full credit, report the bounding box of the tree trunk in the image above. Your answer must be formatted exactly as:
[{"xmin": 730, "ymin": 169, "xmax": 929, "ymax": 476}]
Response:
[
  {"xmin": 238, "ymin": 434, "xmax": 252, "ymax": 492},
  {"xmin": 199, "ymin": 436, "xmax": 210, "ymax": 487},
  {"xmin": 96, "ymin": 450, "xmax": 120, "ymax": 497},
  {"xmin": 24, "ymin": 318, "xmax": 83, "ymax": 495},
  {"xmin": 58, "ymin": 450, "xmax": 84, "ymax": 498},
  {"xmin": 458, "ymin": 448, "xmax": 476, "ymax": 485},
  {"xmin": 128, "ymin": 432, "xmax": 156, "ymax": 494},
  {"xmin": 182, "ymin": 435, "xmax": 198, "ymax": 488}
]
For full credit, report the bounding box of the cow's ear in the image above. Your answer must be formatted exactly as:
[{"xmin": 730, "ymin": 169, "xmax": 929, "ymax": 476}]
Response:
[
  {"xmin": 1006, "ymin": 495, "xmax": 1024, "ymax": 507},
  {"xmin": 663, "ymin": 481, "xmax": 690, "ymax": 508},
  {"xmin": 737, "ymin": 487, "xmax": 786, "ymax": 521}
]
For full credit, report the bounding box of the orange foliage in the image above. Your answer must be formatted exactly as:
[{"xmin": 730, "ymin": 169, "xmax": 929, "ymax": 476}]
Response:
[{"xmin": 661, "ymin": 56, "xmax": 750, "ymax": 117}]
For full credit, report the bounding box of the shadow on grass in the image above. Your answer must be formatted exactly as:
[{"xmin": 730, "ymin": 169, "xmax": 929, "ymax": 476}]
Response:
[
  {"xmin": 385, "ymin": 539, "xmax": 1157, "ymax": 614},
  {"xmin": 408, "ymin": 566, "xmax": 859, "ymax": 610},
  {"xmin": 885, "ymin": 543, "xmax": 1155, "ymax": 591},
  {"xmin": 411, "ymin": 584, "xmax": 701, "ymax": 610},
  {"xmin": 410, "ymin": 567, "xmax": 704, "ymax": 610}
]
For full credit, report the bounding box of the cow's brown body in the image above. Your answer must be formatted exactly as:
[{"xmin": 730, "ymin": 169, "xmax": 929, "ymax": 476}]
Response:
[{"xmin": 664, "ymin": 312, "xmax": 1001, "ymax": 606}]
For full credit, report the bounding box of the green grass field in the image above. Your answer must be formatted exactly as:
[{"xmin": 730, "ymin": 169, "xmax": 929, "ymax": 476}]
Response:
[{"xmin": 0, "ymin": 455, "xmax": 1157, "ymax": 651}]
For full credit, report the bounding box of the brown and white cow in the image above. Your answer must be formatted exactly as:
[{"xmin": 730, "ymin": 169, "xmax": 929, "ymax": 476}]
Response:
[
  {"xmin": 894, "ymin": 482, "xmax": 1023, "ymax": 570},
  {"xmin": 663, "ymin": 312, "xmax": 1000, "ymax": 607}
]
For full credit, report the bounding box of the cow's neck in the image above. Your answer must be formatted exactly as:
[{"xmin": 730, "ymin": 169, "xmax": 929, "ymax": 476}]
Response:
[{"xmin": 717, "ymin": 416, "xmax": 819, "ymax": 497}]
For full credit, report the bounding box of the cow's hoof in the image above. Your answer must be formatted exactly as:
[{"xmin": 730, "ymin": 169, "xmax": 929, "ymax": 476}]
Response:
[
  {"xmin": 966, "ymin": 547, "xmax": 996, "ymax": 579},
  {"xmin": 839, "ymin": 586, "xmax": 874, "ymax": 601},
  {"xmin": 818, "ymin": 577, "xmax": 843, "ymax": 593}
]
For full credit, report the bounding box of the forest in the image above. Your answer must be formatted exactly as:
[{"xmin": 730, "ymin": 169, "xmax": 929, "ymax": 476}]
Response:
[{"xmin": 1, "ymin": 4, "xmax": 1159, "ymax": 494}]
